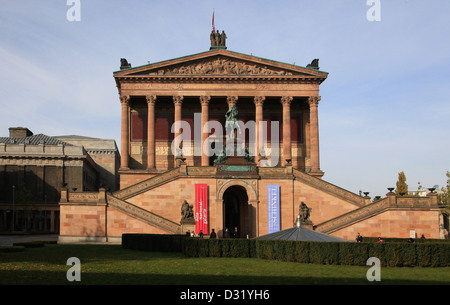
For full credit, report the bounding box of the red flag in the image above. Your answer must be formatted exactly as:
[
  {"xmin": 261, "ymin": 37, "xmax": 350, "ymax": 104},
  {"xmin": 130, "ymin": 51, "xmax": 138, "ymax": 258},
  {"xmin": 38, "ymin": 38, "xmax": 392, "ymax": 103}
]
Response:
[{"xmin": 212, "ymin": 10, "xmax": 215, "ymax": 32}]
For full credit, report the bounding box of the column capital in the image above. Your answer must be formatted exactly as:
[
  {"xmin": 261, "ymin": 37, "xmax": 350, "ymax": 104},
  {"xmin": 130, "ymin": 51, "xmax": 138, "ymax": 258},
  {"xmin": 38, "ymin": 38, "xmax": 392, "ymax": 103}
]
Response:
[
  {"xmin": 254, "ymin": 96, "xmax": 266, "ymax": 106},
  {"xmin": 281, "ymin": 96, "xmax": 293, "ymax": 106},
  {"xmin": 308, "ymin": 96, "xmax": 321, "ymax": 106},
  {"xmin": 146, "ymin": 95, "xmax": 157, "ymax": 105},
  {"xmin": 227, "ymin": 96, "xmax": 238, "ymax": 108},
  {"xmin": 200, "ymin": 95, "xmax": 211, "ymax": 105},
  {"xmin": 120, "ymin": 95, "xmax": 130, "ymax": 105},
  {"xmin": 173, "ymin": 95, "xmax": 184, "ymax": 105}
]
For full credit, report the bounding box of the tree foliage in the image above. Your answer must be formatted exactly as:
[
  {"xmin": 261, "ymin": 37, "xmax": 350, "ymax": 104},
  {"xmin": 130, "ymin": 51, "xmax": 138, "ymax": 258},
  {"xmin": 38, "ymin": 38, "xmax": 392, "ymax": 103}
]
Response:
[
  {"xmin": 438, "ymin": 171, "xmax": 450, "ymax": 215},
  {"xmin": 395, "ymin": 171, "xmax": 408, "ymax": 196}
]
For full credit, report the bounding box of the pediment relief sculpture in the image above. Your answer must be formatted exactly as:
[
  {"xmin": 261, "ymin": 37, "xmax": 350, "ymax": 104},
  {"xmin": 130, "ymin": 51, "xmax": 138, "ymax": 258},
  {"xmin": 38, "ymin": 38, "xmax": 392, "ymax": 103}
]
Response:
[{"xmin": 147, "ymin": 57, "xmax": 298, "ymax": 76}]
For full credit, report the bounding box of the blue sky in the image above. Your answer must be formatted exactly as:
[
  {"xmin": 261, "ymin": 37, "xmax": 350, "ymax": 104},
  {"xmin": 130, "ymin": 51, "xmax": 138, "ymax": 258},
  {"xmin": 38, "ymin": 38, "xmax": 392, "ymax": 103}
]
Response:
[{"xmin": 0, "ymin": 0, "xmax": 449, "ymax": 197}]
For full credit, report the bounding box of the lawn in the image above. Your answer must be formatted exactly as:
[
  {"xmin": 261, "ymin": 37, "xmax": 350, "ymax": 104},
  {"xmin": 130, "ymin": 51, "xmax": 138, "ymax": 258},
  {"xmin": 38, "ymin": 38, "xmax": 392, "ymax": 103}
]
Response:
[{"xmin": 0, "ymin": 244, "xmax": 449, "ymax": 285}]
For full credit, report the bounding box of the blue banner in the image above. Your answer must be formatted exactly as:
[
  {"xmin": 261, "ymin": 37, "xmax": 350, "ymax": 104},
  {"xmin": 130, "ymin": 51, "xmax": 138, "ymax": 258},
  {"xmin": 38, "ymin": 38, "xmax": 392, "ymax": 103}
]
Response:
[{"xmin": 267, "ymin": 184, "xmax": 280, "ymax": 233}]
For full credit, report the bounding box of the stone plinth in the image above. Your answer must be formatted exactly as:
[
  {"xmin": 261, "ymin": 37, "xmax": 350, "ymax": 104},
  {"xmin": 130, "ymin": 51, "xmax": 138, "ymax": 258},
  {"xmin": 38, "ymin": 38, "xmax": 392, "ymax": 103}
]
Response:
[{"xmin": 180, "ymin": 218, "xmax": 196, "ymax": 235}]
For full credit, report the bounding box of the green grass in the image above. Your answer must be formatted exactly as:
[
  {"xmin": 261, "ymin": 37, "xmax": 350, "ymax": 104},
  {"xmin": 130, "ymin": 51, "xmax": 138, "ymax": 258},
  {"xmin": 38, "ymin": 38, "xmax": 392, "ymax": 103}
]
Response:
[{"xmin": 0, "ymin": 244, "xmax": 449, "ymax": 285}]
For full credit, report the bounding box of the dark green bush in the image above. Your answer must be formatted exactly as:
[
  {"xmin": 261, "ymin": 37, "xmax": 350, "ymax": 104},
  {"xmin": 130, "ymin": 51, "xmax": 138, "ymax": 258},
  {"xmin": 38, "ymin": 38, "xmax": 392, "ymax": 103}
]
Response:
[
  {"xmin": 430, "ymin": 243, "xmax": 449, "ymax": 267},
  {"xmin": 0, "ymin": 246, "xmax": 25, "ymax": 253},
  {"xmin": 122, "ymin": 234, "xmax": 186, "ymax": 252},
  {"xmin": 363, "ymin": 237, "xmax": 449, "ymax": 243},
  {"xmin": 416, "ymin": 244, "xmax": 432, "ymax": 267},
  {"xmin": 208, "ymin": 238, "xmax": 221, "ymax": 257},
  {"xmin": 12, "ymin": 241, "xmax": 44, "ymax": 248},
  {"xmin": 339, "ymin": 242, "xmax": 369, "ymax": 266},
  {"xmin": 122, "ymin": 234, "xmax": 450, "ymax": 267},
  {"xmin": 294, "ymin": 241, "xmax": 310, "ymax": 263},
  {"xmin": 309, "ymin": 241, "xmax": 339, "ymax": 265}
]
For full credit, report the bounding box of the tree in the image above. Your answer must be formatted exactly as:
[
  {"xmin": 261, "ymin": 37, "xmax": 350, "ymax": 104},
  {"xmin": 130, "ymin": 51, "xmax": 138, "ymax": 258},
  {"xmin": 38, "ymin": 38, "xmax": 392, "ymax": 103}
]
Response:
[
  {"xmin": 438, "ymin": 171, "xmax": 450, "ymax": 208},
  {"xmin": 395, "ymin": 171, "xmax": 408, "ymax": 196}
]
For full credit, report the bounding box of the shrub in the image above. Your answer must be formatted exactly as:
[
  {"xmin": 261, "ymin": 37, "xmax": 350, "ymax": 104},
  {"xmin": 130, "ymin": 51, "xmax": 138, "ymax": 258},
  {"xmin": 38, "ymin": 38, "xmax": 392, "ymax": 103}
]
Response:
[
  {"xmin": 122, "ymin": 234, "xmax": 450, "ymax": 267},
  {"xmin": 0, "ymin": 246, "xmax": 25, "ymax": 253},
  {"xmin": 339, "ymin": 242, "xmax": 369, "ymax": 266},
  {"xmin": 309, "ymin": 241, "xmax": 339, "ymax": 265},
  {"xmin": 12, "ymin": 241, "xmax": 44, "ymax": 248},
  {"xmin": 416, "ymin": 244, "xmax": 432, "ymax": 267},
  {"xmin": 208, "ymin": 238, "xmax": 221, "ymax": 257}
]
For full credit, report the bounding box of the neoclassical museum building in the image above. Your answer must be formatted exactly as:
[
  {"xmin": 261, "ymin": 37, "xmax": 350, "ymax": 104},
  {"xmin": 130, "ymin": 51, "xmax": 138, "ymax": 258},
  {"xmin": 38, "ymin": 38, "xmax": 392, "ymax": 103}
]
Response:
[{"xmin": 58, "ymin": 33, "xmax": 445, "ymax": 243}]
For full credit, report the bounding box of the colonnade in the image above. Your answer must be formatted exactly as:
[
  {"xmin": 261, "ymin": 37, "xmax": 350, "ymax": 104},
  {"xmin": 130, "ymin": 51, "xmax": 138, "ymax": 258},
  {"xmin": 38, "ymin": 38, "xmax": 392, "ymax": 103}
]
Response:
[{"xmin": 119, "ymin": 95, "xmax": 321, "ymax": 174}]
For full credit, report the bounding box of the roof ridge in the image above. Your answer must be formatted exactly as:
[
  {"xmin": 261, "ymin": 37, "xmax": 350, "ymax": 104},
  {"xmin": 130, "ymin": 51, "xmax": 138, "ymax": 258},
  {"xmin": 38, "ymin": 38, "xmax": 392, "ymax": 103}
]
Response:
[{"xmin": 0, "ymin": 133, "xmax": 73, "ymax": 146}]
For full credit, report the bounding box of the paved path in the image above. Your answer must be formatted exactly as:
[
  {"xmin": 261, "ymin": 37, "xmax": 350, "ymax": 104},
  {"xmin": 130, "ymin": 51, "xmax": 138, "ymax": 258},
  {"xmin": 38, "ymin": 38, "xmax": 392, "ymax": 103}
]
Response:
[{"xmin": 0, "ymin": 234, "xmax": 58, "ymax": 246}]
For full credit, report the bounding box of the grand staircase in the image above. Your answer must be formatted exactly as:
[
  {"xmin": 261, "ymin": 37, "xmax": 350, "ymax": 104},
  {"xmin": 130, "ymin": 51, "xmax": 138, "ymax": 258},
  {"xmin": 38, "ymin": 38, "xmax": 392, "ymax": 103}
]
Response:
[
  {"xmin": 105, "ymin": 166, "xmax": 402, "ymax": 236},
  {"xmin": 292, "ymin": 169, "xmax": 365, "ymax": 207},
  {"xmin": 107, "ymin": 193, "xmax": 182, "ymax": 234},
  {"xmin": 113, "ymin": 167, "xmax": 181, "ymax": 200},
  {"xmin": 315, "ymin": 198, "xmax": 390, "ymax": 234},
  {"xmin": 109, "ymin": 167, "xmax": 183, "ymax": 234}
]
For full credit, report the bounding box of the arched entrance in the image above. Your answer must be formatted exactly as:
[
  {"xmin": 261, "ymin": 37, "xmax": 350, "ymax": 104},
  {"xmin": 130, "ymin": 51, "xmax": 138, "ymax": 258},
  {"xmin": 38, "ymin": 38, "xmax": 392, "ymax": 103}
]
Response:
[{"xmin": 223, "ymin": 185, "xmax": 249, "ymax": 238}]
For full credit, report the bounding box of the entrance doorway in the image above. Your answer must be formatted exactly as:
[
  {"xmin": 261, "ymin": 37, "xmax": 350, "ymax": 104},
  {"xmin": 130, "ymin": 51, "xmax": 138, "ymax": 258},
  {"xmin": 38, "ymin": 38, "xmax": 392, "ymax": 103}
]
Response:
[{"xmin": 223, "ymin": 185, "xmax": 249, "ymax": 238}]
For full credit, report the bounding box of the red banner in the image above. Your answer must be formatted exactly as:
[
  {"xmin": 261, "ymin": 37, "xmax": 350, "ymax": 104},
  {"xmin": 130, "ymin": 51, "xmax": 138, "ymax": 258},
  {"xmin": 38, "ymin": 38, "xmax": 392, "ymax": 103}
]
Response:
[{"xmin": 195, "ymin": 184, "xmax": 209, "ymax": 235}]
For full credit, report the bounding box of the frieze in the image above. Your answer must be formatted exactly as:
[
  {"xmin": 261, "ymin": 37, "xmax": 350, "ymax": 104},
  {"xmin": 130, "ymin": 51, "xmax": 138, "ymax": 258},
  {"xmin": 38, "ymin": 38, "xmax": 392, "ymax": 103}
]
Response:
[
  {"xmin": 187, "ymin": 166, "xmax": 216, "ymax": 176},
  {"xmin": 119, "ymin": 82, "xmax": 319, "ymax": 92},
  {"xmin": 148, "ymin": 57, "xmax": 296, "ymax": 77},
  {"xmin": 68, "ymin": 192, "xmax": 99, "ymax": 203}
]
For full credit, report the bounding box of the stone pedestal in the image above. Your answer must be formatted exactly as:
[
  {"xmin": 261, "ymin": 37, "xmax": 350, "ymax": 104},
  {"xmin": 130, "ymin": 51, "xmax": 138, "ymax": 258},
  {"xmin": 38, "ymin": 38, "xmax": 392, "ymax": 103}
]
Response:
[
  {"xmin": 301, "ymin": 220, "xmax": 314, "ymax": 230},
  {"xmin": 180, "ymin": 218, "xmax": 195, "ymax": 235}
]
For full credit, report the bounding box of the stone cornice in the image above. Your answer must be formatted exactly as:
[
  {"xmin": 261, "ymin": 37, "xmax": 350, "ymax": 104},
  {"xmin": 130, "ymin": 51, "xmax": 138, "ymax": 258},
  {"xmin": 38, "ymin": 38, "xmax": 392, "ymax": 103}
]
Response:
[
  {"xmin": 114, "ymin": 49, "xmax": 328, "ymax": 78},
  {"xmin": 114, "ymin": 74, "xmax": 326, "ymax": 85}
]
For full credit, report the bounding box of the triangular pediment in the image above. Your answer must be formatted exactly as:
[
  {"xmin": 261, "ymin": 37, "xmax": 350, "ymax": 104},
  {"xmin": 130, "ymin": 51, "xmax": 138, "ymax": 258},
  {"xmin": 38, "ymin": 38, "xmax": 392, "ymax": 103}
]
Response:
[{"xmin": 114, "ymin": 49, "xmax": 327, "ymax": 79}]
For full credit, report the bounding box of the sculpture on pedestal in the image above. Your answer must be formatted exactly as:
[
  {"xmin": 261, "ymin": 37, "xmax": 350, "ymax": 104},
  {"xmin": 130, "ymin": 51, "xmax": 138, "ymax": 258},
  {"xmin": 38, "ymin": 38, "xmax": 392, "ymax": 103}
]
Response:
[
  {"xmin": 181, "ymin": 200, "xmax": 194, "ymax": 220},
  {"xmin": 210, "ymin": 30, "xmax": 227, "ymax": 49}
]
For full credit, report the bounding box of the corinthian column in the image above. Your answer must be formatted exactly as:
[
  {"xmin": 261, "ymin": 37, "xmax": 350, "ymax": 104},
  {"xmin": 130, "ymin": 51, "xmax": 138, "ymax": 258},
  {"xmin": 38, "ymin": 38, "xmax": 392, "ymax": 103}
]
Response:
[
  {"xmin": 200, "ymin": 96, "xmax": 211, "ymax": 166},
  {"xmin": 120, "ymin": 95, "xmax": 130, "ymax": 170},
  {"xmin": 254, "ymin": 96, "xmax": 265, "ymax": 166},
  {"xmin": 309, "ymin": 96, "xmax": 322, "ymax": 177},
  {"xmin": 281, "ymin": 96, "xmax": 293, "ymax": 166},
  {"xmin": 173, "ymin": 96, "xmax": 184, "ymax": 161},
  {"xmin": 146, "ymin": 95, "xmax": 156, "ymax": 169}
]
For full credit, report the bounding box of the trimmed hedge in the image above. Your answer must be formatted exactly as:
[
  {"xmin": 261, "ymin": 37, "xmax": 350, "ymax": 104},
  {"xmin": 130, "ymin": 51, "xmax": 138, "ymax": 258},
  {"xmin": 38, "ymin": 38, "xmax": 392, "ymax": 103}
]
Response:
[
  {"xmin": 362, "ymin": 237, "xmax": 449, "ymax": 243},
  {"xmin": 12, "ymin": 241, "xmax": 45, "ymax": 248},
  {"xmin": 121, "ymin": 234, "xmax": 450, "ymax": 267},
  {"xmin": 0, "ymin": 246, "xmax": 25, "ymax": 253},
  {"xmin": 122, "ymin": 234, "xmax": 187, "ymax": 252}
]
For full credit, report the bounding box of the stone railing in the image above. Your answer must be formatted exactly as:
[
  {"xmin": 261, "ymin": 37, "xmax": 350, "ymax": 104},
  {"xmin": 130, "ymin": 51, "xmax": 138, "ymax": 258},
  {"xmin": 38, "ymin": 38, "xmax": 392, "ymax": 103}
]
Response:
[
  {"xmin": 61, "ymin": 188, "xmax": 107, "ymax": 204},
  {"xmin": 186, "ymin": 166, "xmax": 217, "ymax": 176},
  {"xmin": 292, "ymin": 169, "xmax": 364, "ymax": 207},
  {"xmin": 113, "ymin": 167, "xmax": 181, "ymax": 200},
  {"xmin": 315, "ymin": 198, "xmax": 390, "ymax": 233},
  {"xmin": 315, "ymin": 194, "xmax": 438, "ymax": 234},
  {"xmin": 107, "ymin": 194, "xmax": 181, "ymax": 234}
]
